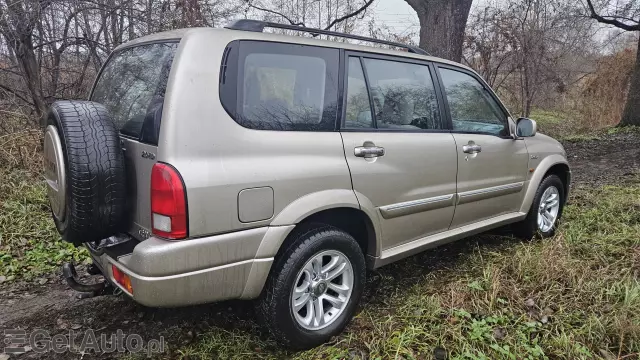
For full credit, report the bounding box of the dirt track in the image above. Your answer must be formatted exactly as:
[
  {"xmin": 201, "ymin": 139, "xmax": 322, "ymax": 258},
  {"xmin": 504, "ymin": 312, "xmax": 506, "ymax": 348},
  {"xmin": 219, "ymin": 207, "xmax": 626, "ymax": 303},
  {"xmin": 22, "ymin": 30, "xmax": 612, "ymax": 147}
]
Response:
[
  {"xmin": 1, "ymin": 131, "xmax": 639, "ymax": 359},
  {"xmin": 562, "ymin": 132, "xmax": 640, "ymax": 187}
]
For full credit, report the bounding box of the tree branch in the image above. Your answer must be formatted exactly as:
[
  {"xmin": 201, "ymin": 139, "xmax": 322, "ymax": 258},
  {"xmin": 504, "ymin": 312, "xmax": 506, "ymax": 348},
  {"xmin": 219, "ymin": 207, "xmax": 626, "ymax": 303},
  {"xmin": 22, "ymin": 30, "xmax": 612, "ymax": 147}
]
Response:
[
  {"xmin": 0, "ymin": 83, "xmax": 34, "ymax": 105},
  {"xmin": 324, "ymin": 0, "xmax": 375, "ymax": 30},
  {"xmin": 246, "ymin": 1, "xmax": 305, "ymax": 26},
  {"xmin": 585, "ymin": 0, "xmax": 640, "ymax": 31},
  {"xmin": 35, "ymin": 36, "xmax": 106, "ymax": 51}
]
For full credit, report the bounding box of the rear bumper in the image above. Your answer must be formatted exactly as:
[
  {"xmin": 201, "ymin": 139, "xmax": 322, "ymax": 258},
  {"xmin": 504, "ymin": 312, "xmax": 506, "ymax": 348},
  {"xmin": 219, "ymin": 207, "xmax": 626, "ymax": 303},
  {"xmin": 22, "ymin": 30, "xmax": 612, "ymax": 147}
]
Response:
[{"xmin": 89, "ymin": 225, "xmax": 294, "ymax": 307}]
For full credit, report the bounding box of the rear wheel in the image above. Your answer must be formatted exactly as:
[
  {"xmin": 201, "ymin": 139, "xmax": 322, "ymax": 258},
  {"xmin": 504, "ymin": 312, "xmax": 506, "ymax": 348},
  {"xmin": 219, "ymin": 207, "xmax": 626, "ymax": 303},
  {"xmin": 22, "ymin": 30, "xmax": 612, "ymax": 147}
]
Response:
[
  {"xmin": 256, "ymin": 225, "xmax": 365, "ymax": 349},
  {"xmin": 513, "ymin": 174, "xmax": 565, "ymax": 239}
]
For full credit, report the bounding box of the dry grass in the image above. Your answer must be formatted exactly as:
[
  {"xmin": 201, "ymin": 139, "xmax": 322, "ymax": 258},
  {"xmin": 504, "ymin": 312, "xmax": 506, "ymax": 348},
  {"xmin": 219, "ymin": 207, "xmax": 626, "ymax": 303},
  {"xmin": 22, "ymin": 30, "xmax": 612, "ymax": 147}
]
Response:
[
  {"xmin": 0, "ymin": 113, "xmax": 43, "ymax": 174},
  {"xmin": 523, "ymin": 46, "xmax": 636, "ymax": 139},
  {"xmin": 576, "ymin": 47, "xmax": 637, "ymax": 130}
]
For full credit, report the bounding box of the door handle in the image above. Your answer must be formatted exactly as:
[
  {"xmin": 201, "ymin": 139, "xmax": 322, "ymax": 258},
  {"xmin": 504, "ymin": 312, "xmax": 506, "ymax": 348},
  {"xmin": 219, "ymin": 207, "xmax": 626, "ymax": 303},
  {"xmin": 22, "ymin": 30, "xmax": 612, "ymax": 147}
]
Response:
[
  {"xmin": 462, "ymin": 144, "xmax": 482, "ymax": 154},
  {"xmin": 355, "ymin": 146, "xmax": 385, "ymax": 158}
]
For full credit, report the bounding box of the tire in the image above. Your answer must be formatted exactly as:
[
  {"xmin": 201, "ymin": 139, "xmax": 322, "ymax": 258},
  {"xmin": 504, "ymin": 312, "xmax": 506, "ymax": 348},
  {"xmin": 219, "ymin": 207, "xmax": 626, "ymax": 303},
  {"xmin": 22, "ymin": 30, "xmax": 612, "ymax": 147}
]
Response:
[
  {"xmin": 256, "ymin": 225, "xmax": 366, "ymax": 349},
  {"xmin": 513, "ymin": 174, "xmax": 565, "ymax": 239},
  {"xmin": 43, "ymin": 100, "xmax": 127, "ymax": 246}
]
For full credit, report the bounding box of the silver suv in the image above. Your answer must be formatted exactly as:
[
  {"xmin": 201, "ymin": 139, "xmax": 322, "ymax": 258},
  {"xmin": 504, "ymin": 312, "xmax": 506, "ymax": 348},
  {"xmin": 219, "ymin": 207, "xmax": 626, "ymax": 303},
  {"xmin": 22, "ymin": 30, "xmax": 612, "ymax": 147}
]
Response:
[{"xmin": 43, "ymin": 20, "xmax": 570, "ymax": 348}]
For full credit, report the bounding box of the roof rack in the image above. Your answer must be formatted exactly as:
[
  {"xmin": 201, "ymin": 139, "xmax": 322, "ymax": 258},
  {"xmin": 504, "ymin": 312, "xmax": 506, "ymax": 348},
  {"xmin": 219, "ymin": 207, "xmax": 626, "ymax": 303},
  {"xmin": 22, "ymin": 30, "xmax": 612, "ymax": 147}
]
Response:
[{"xmin": 224, "ymin": 19, "xmax": 429, "ymax": 56}]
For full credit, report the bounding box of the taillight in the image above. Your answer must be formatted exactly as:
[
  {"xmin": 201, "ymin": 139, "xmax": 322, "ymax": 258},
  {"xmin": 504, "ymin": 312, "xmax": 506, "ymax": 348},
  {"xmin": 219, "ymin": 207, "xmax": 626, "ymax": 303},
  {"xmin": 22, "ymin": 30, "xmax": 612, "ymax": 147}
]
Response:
[
  {"xmin": 151, "ymin": 163, "xmax": 187, "ymax": 239},
  {"xmin": 112, "ymin": 265, "xmax": 133, "ymax": 294}
]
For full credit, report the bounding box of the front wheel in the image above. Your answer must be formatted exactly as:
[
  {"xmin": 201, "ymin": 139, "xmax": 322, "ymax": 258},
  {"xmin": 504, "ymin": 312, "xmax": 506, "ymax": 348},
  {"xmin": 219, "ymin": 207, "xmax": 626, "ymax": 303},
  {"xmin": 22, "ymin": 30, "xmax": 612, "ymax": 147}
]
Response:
[
  {"xmin": 513, "ymin": 174, "xmax": 565, "ymax": 239},
  {"xmin": 256, "ymin": 225, "xmax": 365, "ymax": 349}
]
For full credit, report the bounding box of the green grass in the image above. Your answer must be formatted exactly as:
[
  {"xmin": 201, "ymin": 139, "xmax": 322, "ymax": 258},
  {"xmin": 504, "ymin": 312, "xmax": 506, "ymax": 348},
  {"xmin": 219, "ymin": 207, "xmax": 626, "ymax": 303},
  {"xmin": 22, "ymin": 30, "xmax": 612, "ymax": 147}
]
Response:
[
  {"xmin": 0, "ymin": 168, "xmax": 89, "ymax": 280},
  {"xmin": 560, "ymin": 134, "xmax": 603, "ymax": 143},
  {"xmin": 528, "ymin": 109, "xmax": 566, "ymax": 126},
  {"xmin": 607, "ymin": 125, "xmax": 640, "ymax": 135},
  {"xmin": 175, "ymin": 182, "xmax": 640, "ymax": 359},
  {"xmin": 527, "ymin": 109, "xmax": 640, "ymax": 142},
  {"xmin": 527, "ymin": 109, "xmax": 584, "ymax": 140},
  {"xmin": 2, "ymin": 165, "xmax": 639, "ymax": 358}
]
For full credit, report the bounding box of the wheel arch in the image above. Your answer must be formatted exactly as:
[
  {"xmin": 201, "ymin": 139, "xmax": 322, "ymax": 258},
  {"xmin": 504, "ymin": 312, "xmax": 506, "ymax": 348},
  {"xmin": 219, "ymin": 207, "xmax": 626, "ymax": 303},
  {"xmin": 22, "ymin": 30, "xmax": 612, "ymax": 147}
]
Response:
[
  {"xmin": 544, "ymin": 163, "xmax": 570, "ymax": 198},
  {"xmin": 520, "ymin": 155, "xmax": 570, "ymax": 214},
  {"xmin": 268, "ymin": 190, "xmax": 381, "ymax": 268}
]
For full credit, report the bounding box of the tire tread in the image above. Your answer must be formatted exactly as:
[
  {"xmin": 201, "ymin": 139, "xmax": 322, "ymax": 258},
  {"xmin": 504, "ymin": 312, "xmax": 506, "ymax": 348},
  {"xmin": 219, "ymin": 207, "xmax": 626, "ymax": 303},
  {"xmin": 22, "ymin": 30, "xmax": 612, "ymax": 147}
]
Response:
[
  {"xmin": 256, "ymin": 225, "xmax": 365, "ymax": 349},
  {"xmin": 48, "ymin": 100, "xmax": 126, "ymax": 245}
]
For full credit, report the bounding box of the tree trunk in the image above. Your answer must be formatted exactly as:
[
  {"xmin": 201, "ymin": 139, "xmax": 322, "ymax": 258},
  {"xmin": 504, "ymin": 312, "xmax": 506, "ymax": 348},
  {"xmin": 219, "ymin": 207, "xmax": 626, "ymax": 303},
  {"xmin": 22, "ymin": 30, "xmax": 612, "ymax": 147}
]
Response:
[
  {"xmin": 620, "ymin": 35, "xmax": 640, "ymax": 126},
  {"xmin": 128, "ymin": 6, "xmax": 135, "ymax": 41},
  {"xmin": 8, "ymin": 35, "xmax": 48, "ymax": 124},
  {"xmin": 405, "ymin": 0, "xmax": 473, "ymax": 62},
  {"xmin": 1, "ymin": 1, "xmax": 49, "ymax": 124}
]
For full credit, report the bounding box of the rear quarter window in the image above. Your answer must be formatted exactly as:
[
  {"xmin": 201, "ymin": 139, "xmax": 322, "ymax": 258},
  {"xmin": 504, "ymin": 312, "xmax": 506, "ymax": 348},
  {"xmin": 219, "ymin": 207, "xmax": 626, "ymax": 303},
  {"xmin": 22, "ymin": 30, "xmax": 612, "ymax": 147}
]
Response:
[
  {"xmin": 219, "ymin": 41, "xmax": 339, "ymax": 131},
  {"xmin": 91, "ymin": 42, "xmax": 178, "ymax": 145}
]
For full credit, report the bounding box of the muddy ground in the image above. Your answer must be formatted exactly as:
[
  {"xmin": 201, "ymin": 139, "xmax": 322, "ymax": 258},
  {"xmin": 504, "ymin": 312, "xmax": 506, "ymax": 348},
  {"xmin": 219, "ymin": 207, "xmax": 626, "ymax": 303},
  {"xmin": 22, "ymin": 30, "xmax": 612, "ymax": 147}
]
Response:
[{"xmin": 1, "ymin": 131, "xmax": 639, "ymax": 359}]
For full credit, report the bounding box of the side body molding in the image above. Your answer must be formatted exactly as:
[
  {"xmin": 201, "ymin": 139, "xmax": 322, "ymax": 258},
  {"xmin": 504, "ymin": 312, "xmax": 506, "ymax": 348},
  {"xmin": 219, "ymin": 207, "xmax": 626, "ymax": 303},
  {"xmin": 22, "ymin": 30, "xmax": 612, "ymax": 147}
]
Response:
[
  {"xmin": 519, "ymin": 154, "xmax": 569, "ymax": 214},
  {"xmin": 457, "ymin": 182, "xmax": 524, "ymax": 204},
  {"xmin": 379, "ymin": 194, "xmax": 455, "ymax": 219}
]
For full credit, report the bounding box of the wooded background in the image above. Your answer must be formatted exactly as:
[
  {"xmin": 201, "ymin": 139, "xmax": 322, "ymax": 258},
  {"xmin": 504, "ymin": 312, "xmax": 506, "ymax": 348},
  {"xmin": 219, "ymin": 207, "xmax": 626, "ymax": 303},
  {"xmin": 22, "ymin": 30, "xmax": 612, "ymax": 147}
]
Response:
[{"xmin": 0, "ymin": 0, "xmax": 638, "ymax": 168}]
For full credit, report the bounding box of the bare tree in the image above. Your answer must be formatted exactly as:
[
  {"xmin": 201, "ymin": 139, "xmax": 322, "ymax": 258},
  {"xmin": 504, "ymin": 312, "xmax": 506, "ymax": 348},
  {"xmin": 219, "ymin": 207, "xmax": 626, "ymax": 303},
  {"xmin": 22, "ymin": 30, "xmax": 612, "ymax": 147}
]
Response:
[
  {"xmin": 585, "ymin": 0, "xmax": 640, "ymax": 126},
  {"xmin": 0, "ymin": 0, "xmax": 241, "ymax": 127},
  {"xmin": 463, "ymin": 5, "xmax": 516, "ymax": 88},
  {"xmin": 246, "ymin": 0, "xmax": 375, "ymax": 33},
  {"xmin": 404, "ymin": 0, "xmax": 473, "ymax": 62},
  {"xmin": 463, "ymin": 0, "xmax": 598, "ymax": 116},
  {"xmin": 0, "ymin": 0, "xmax": 51, "ymax": 120}
]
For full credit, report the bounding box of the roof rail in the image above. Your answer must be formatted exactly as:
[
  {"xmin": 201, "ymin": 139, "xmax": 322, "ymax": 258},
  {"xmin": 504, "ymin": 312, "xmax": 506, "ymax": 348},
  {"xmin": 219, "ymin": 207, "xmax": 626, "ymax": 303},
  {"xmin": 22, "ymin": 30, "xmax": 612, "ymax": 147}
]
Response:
[{"xmin": 224, "ymin": 19, "xmax": 429, "ymax": 56}]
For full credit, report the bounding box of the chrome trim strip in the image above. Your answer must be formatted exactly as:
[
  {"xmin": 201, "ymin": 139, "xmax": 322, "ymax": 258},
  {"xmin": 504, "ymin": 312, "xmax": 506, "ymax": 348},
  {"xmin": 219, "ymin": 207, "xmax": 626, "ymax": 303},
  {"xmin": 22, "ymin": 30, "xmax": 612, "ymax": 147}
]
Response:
[
  {"xmin": 457, "ymin": 182, "xmax": 524, "ymax": 205},
  {"xmin": 379, "ymin": 194, "xmax": 455, "ymax": 219}
]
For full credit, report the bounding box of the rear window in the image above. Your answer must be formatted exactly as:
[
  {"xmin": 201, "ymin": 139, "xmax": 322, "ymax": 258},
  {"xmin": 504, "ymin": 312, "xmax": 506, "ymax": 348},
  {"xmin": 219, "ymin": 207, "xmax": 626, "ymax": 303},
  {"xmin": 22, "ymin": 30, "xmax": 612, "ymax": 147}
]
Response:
[
  {"xmin": 91, "ymin": 42, "xmax": 178, "ymax": 145},
  {"xmin": 219, "ymin": 41, "xmax": 339, "ymax": 131}
]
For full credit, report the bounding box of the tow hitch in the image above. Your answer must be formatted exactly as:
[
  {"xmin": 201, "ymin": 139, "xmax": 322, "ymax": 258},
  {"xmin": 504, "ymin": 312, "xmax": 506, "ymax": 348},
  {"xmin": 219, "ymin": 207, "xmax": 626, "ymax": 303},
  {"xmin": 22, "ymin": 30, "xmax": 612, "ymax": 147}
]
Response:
[{"xmin": 62, "ymin": 262, "xmax": 118, "ymax": 299}]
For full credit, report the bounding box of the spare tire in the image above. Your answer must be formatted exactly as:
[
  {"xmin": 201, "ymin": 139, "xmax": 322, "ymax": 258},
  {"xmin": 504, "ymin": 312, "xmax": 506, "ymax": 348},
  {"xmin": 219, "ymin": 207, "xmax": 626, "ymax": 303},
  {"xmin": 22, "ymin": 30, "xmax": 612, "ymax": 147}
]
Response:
[{"xmin": 44, "ymin": 101, "xmax": 127, "ymax": 246}]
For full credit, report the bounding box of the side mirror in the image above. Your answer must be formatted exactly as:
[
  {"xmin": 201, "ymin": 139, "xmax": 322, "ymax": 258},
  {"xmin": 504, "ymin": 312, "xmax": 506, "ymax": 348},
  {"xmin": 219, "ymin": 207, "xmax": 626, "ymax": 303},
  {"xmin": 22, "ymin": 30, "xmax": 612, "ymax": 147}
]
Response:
[{"xmin": 516, "ymin": 118, "xmax": 537, "ymax": 137}]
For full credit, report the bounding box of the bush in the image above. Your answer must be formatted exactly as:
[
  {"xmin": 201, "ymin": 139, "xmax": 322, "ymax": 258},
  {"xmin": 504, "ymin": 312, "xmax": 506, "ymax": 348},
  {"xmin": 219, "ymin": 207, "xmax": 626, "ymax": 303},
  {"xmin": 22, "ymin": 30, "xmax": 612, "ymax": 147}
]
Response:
[
  {"xmin": 0, "ymin": 113, "xmax": 43, "ymax": 175},
  {"xmin": 575, "ymin": 47, "xmax": 636, "ymax": 129}
]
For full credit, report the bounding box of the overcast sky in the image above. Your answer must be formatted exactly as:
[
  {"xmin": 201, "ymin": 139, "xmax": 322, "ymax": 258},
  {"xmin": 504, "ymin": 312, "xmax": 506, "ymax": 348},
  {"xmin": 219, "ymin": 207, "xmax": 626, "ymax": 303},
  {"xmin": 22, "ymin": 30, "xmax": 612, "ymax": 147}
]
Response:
[
  {"xmin": 370, "ymin": 0, "xmax": 491, "ymax": 41},
  {"xmin": 369, "ymin": 0, "xmax": 629, "ymax": 51},
  {"xmin": 372, "ymin": 0, "xmax": 419, "ymax": 37}
]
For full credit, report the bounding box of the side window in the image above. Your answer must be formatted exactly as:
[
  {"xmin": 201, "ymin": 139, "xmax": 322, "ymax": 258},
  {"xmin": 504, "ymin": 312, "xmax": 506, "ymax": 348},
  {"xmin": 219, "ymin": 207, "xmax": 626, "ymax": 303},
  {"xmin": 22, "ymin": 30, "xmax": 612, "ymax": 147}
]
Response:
[
  {"xmin": 221, "ymin": 41, "xmax": 339, "ymax": 131},
  {"xmin": 91, "ymin": 42, "xmax": 178, "ymax": 145},
  {"xmin": 363, "ymin": 58, "xmax": 441, "ymax": 130},
  {"xmin": 439, "ymin": 68, "xmax": 507, "ymax": 136},
  {"xmin": 344, "ymin": 57, "xmax": 373, "ymax": 128}
]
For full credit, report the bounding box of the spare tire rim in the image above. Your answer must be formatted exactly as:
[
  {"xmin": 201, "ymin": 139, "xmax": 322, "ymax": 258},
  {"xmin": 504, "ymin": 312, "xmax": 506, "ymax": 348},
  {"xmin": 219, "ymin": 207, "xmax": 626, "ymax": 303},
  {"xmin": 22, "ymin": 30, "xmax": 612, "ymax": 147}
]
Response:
[
  {"xmin": 291, "ymin": 249, "xmax": 354, "ymax": 331},
  {"xmin": 44, "ymin": 125, "xmax": 67, "ymax": 221}
]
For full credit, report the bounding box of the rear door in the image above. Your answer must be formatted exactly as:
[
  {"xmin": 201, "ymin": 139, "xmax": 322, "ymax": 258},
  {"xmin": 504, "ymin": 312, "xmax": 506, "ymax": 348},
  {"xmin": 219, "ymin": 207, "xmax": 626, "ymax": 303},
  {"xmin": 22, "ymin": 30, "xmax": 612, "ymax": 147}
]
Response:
[
  {"xmin": 340, "ymin": 54, "xmax": 458, "ymax": 251},
  {"xmin": 435, "ymin": 65, "xmax": 529, "ymax": 228},
  {"xmin": 90, "ymin": 42, "xmax": 178, "ymax": 240}
]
